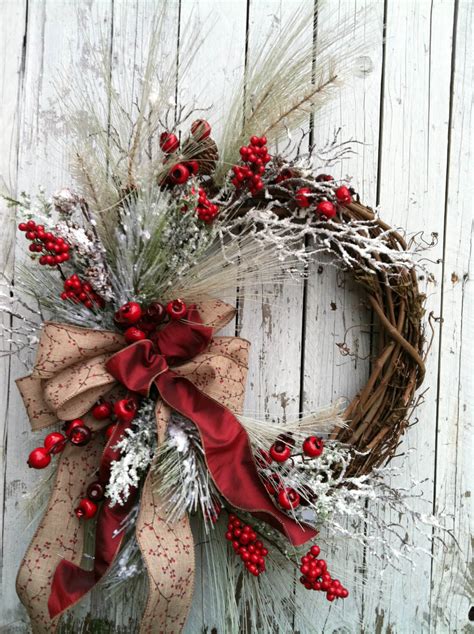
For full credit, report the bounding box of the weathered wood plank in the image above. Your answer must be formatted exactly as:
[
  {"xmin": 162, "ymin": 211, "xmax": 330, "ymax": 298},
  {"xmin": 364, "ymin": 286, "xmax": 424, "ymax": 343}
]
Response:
[
  {"xmin": 0, "ymin": 2, "xmax": 113, "ymax": 631},
  {"xmin": 363, "ymin": 1, "xmax": 455, "ymax": 631},
  {"xmin": 299, "ymin": 0, "xmax": 383, "ymax": 630},
  {"xmin": 431, "ymin": 0, "xmax": 473, "ymax": 630},
  {"xmin": 0, "ymin": 1, "xmax": 28, "ymax": 631}
]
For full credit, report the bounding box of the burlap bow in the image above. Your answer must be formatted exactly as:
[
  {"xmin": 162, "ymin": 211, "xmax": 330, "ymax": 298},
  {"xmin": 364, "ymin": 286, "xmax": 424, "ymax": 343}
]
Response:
[{"xmin": 15, "ymin": 298, "xmax": 315, "ymax": 633}]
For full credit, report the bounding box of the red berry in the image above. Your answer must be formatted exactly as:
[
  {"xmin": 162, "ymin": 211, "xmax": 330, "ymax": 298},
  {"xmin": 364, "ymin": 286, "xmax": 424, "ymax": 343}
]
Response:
[
  {"xmin": 25, "ymin": 231, "xmax": 36, "ymax": 240},
  {"xmin": 124, "ymin": 326, "xmax": 147, "ymax": 344},
  {"xmin": 315, "ymin": 200, "xmax": 337, "ymax": 219},
  {"xmin": 159, "ymin": 132, "xmax": 179, "ymax": 153},
  {"xmin": 310, "ymin": 544, "xmax": 321, "ymax": 557},
  {"xmin": 145, "ymin": 301, "xmax": 166, "ymax": 324},
  {"xmin": 316, "ymin": 173, "xmax": 334, "ymax": 182},
  {"xmin": 166, "ymin": 298, "xmax": 187, "ymax": 320},
  {"xmin": 27, "ymin": 447, "xmax": 51, "ymax": 469},
  {"xmin": 114, "ymin": 398, "xmax": 138, "ymax": 424},
  {"xmin": 295, "ymin": 187, "xmax": 312, "ymax": 208},
  {"xmin": 277, "ymin": 487, "xmax": 300, "ymax": 510},
  {"xmin": 68, "ymin": 424, "xmax": 92, "ymax": 446},
  {"xmin": 191, "ymin": 119, "xmax": 211, "ymax": 141},
  {"xmin": 186, "ymin": 160, "xmax": 199, "ymax": 175},
  {"xmin": 114, "ymin": 301, "xmax": 142, "ymax": 325},
  {"xmin": 169, "ymin": 163, "xmax": 190, "ymax": 185},
  {"xmin": 64, "ymin": 418, "xmax": 84, "ymax": 435},
  {"xmin": 269, "ymin": 441, "xmax": 292, "ymax": 463},
  {"xmin": 91, "ymin": 401, "xmax": 113, "ymax": 420},
  {"xmin": 335, "ymin": 185, "xmax": 352, "ymax": 204},
  {"xmin": 18, "ymin": 223, "xmax": 27, "ymax": 231},
  {"xmin": 87, "ymin": 481, "xmax": 105, "ymax": 501},
  {"xmin": 75, "ymin": 498, "xmax": 97, "ymax": 520},
  {"xmin": 26, "ymin": 220, "xmax": 36, "ymax": 229},
  {"xmin": 44, "ymin": 432, "xmax": 66, "ymax": 454},
  {"xmin": 302, "ymin": 436, "xmax": 324, "ymax": 458}
]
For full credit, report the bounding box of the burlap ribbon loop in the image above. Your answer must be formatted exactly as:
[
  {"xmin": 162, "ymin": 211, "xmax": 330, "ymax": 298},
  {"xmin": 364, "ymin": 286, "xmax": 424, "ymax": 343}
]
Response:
[{"xmin": 16, "ymin": 299, "xmax": 250, "ymax": 633}]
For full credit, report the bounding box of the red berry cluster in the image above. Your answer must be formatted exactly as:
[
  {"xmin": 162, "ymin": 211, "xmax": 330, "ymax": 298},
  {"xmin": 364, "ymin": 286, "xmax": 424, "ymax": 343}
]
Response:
[
  {"xmin": 75, "ymin": 480, "xmax": 105, "ymax": 520},
  {"xmin": 294, "ymin": 179, "xmax": 353, "ymax": 220},
  {"xmin": 91, "ymin": 395, "xmax": 140, "ymax": 439},
  {"xmin": 18, "ymin": 220, "xmax": 70, "ymax": 266},
  {"xmin": 61, "ymin": 274, "xmax": 104, "ymax": 309},
  {"xmin": 160, "ymin": 120, "xmax": 212, "ymax": 186},
  {"xmin": 299, "ymin": 544, "xmax": 349, "ymax": 601},
  {"xmin": 196, "ymin": 187, "xmax": 219, "ymax": 223},
  {"xmin": 267, "ymin": 434, "xmax": 324, "ymax": 465},
  {"xmin": 27, "ymin": 419, "xmax": 92, "ymax": 470},
  {"xmin": 231, "ymin": 135, "xmax": 271, "ymax": 195},
  {"xmin": 113, "ymin": 300, "xmax": 188, "ymax": 343},
  {"xmin": 225, "ymin": 515, "xmax": 269, "ymax": 577}
]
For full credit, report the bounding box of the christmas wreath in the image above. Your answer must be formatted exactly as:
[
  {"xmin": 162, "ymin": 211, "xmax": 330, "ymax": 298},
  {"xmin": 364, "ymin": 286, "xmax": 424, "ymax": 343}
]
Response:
[{"xmin": 2, "ymin": 8, "xmax": 428, "ymax": 633}]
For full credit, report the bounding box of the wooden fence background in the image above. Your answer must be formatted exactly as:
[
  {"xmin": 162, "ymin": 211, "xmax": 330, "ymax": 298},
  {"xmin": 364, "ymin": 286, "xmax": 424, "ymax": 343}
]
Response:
[{"xmin": 0, "ymin": 0, "xmax": 472, "ymax": 632}]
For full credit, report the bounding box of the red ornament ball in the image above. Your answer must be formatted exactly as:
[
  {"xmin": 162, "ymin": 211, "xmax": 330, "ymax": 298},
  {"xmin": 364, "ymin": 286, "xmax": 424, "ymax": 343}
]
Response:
[
  {"xmin": 68, "ymin": 424, "xmax": 92, "ymax": 446},
  {"xmin": 44, "ymin": 432, "xmax": 66, "ymax": 454},
  {"xmin": 166, "ymin": 298, "xmax": 187, "ymax": 320},
  {"xmin": 114, "ymin": 398, "xmax": 138, "ymax": 424},
  {"xmin": 75, "ymin": 498, "xmax": 98, "ymax": 520},
  {"xmin": 169, "ymin": 163, "xmax": 190, "ymax": 185},
  {"xmin": 91, "ymin": 401, "xmax": 113, "ymax": 421},
  {"xmin": 27, "ymin": 447, "xmax": 51, "ymax": 469},
  {"xmin": 315, "ymin": 200, "xmax": 337, "ymax": 219},
  {"xmin": 145, "ymin": 301, "xmax": 166, "ymax": 323},
  {"xmin": 269, "ymin": 441, "xmax": 292, "ymax": 463},
  {"xmin": 335, "ymin": 185, "xmax": 352, "ymax": 205},
  {"xmin": 87, "ymin": 481, "xmax": 105, "ymax": 502},
  {"xmin": 124, "ymin": 326, "xmax": 147, "ymax": 344},
  {"xmin": 302, "ymin": 436, "xmax": 324, "ymax": 458},
  {"xmin": 114, "ymin": 301, "xmax": 143, "ymax": 326},
  {"xmin": 295, "ymin": 187, "xmax": 312, "ymax": 208},
  {"xmin": 191, "ymin": 119, "xmax": 211, "ymax": 141},
  {"xmin": 278, "ymin": 487, "xmax": 300, "ymax": 510},
  {"xmin": 159, "ymin": 132, "xmax": 179, "ymax": 153}
]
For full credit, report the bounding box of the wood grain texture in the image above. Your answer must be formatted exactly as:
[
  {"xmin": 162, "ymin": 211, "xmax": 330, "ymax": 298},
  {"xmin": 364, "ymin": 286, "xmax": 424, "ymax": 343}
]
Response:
[{"xmin": 0, "ymin": 0, "xmax": 472, "ymax": 632}]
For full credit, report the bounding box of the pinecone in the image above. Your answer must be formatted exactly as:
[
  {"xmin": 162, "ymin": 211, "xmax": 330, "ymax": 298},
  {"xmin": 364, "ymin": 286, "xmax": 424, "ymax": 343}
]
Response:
[{"xmin": 182, "ymin": 136, "xmax": 219, "ymax": 176}]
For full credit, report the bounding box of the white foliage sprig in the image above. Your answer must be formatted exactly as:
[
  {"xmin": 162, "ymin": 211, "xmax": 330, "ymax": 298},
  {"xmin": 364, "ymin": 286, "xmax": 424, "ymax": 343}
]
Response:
[
  {"xmin": 155, "ymin": 413, "xmax": 222, "ymax": 526},
  {"xmin": 106, "ymin": 399, "xmax": 157, "ymax": 507}
]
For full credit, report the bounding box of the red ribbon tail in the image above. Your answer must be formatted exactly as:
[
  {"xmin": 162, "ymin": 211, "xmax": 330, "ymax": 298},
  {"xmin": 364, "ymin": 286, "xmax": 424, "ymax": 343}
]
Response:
[{"xmin": 48, "ymin": 420, "xmax": 137, "ymax": 619}]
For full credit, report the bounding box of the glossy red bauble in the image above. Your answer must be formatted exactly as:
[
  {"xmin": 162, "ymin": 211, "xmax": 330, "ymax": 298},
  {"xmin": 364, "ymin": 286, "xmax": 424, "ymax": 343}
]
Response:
[
  {"xmin": 191, "ymin": 119, "xmax": 211, "ymax": 141},
  {"xmin": 295, "ymin": 187, "xmax": 312, "ymax": 208},
  {"xmin": 335, "ymin": 185, "xmax": 352, "ymax": 205},
  {"xmin": 68, "ymin": 424, "xmax": 92, "ymax": 446},
  {"xmin": 302, "ymin": 435, "xmax": 324, "ymax": 458},
  {"xmin": 91, "ymin": 401, "xmax": 113, "ymax": 421},
  {"xmin": 159, "ymin": 132, "xmax": 179, "ymax": 153},
  {"xmin": 64, "ymin": 418, "xmax": 85, "ymax": 435},
  {"xmin": 169, "ymin": 163, "xmax": 190, "ymax": 185},
  {"xmin": 114, "ymin": 301, "xmax": 143, "ymax": 326},
  {"xmin": 166, "ymin": 298, "xmax": 187, "ymax": 320},
  {"xmin": 87, "ymin": 481, "xmax": 105, "ymax": 502},
  {"xmin": 278, "ymin": 487, "xmax": 300, "ymax": 510},
  {"xmin": 145, "ymin": 301, "xmax": 166, "ymax": 323},
  {"xmin": 315, "ymin": 200, "xmax": 337, "ymax": 219},
  {"xmin": 269, "ymin": 441, "xmax": 292, "ymax": 463},
  {"xmin": 75, "ymin": 498, "xmax": 98, "ymax": 520},
  {"xmin": 44, "ymin": 432, "xmax": 66, "ymax": 454},
  {"xmin": 114, "ymin": 398, "xmax": 138, "ymax": 424},
  {"xmin": 186, "ymin": 160, "xmax": 199, "ymax": 175},
  {"xmin": 124, "ymin": 326, "xmax": 147, "ymax": 344},
  {"xmin": 28, "ymin": 447, "xmax": 51, "ymax": 469}
]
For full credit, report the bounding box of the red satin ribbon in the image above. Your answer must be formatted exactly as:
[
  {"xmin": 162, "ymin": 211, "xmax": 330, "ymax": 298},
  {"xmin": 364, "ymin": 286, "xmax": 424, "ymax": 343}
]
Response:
[
  {"xmin": 106, "ymin": 307, "xmax": 316, "ymax": 546},
  {"xmin": 48, "ymin": 419, "xmax": 136, "ymax": 618}
]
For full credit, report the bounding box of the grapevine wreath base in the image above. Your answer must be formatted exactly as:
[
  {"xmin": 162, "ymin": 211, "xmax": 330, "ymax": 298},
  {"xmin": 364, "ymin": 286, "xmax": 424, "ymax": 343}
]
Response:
[{"xmin": 1, "ymin": 7, "xmax": 429, "ymax": 634}]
